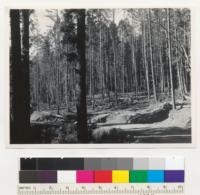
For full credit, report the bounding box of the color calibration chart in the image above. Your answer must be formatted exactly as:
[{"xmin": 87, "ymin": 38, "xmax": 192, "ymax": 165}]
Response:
[{"xmin": 18, "ymin": 157, "xmax": 185, "ymax": 195}]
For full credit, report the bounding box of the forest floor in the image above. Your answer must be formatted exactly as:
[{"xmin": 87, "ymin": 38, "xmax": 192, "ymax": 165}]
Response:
[{"xmin": 30, "ymin": 94, "xmax": 191, "ymax": 144}]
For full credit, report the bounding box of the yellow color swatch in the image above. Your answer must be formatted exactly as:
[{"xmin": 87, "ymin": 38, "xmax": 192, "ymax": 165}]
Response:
[{"xmin": 112, "ymin": 170, "xmax": 129, "ymax": 183}]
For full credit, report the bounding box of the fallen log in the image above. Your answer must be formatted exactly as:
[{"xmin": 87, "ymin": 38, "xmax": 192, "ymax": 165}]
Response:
[
  {"xmin": 31, "ymin": 111, "xmax": 65, "ymax": 123},
  {"xmin": 128, "ymin": 103, "xmax": 172, "ymax": 124}
]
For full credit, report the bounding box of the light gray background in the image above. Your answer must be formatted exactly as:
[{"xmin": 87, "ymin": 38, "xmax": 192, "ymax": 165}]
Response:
[{"xmin": 0, "ymin": 0, "xmax": 200, "ymax": 194}]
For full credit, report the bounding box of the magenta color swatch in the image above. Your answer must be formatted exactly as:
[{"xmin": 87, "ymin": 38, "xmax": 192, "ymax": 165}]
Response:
[{"xmin": 76, "ymin": 170, "xmax": 94, "ymax": 183}]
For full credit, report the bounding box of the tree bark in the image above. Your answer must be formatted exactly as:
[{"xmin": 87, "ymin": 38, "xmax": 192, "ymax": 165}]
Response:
[
  {"xmin": 121, "ymin": 29, "xmax": 125, "ymax": 95},
  {"xmin": 21, "ymin": 10, "xmax": 31, "ymax": 141},
  {"xmin": 76, "ymin": 9, "xmax": 89, "ymax": 143},
  {"xmin": 148, "ymin": 9, "xmax": 158, "ymax": 102},
  {"xmin": 142, "ymin": 11, "xmax": 150, "ymax": 100},
  {"xmin": 56, "ymin": 10, "xmax": 61, "ymax": 114},
  {"xmin": 131, "ymin": 31, "xmax": 138, "ymax": 98},
  {"xmin": 65, "ymin": 43, "xmax": 69, "ymax": 112},
  {"xmin": 10, "ymin": 10, "xmax": 21, "ymax": 143},
  {"xmin": 112, "ymin": 9, "xmax": 118, "ymax": 105},
  {"xmin": 157, "ymin": 10, "xmax": 164, "ymax": 93},
  {"xmin": 167, "ymin": 8, "xmax": 176, "ymax": 109},
  {"xmin": 10, "ymin": 9, "xmax": 30, "ymax": 143}
]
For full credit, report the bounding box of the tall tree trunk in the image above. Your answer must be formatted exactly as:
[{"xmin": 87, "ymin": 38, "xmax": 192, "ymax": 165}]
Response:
[
  {"xmin": 21, "ymin": 10, "xmax": 30, "ymax": 140},
  {"xmin": 36, "ymin": 55, "xmax": 39, "ymax": 110},
  {"xmin": 167, "ymin": 8, "xmax": 176, "ymax": 109},
  {"xmin": 174, "ymin": 16, "xmax": 184, "ymax": 101},
  {"xmin": 176, "ymin": 52, "xmax": 184, "ymax": 100},
  {"xmin": 76, "ymin": 9, "xmax": 89, "ymax": 143},
  {"xmin": 157, "ymin": 10, "xmax": 164, "ymax": 93},
  {"xmin": 113, "ymin": 45, "xmax": 118, "ymax": 104},
  {"xmin": 106, "ymin": 28, "xmax": 111, "ymax": 102},
  {"xmin": 112, "ymin": 9, "xmax": 118, "ymax": 105},
  {"xmin": 10, "ymin": 10, "xmax": 21, "ymax": 143},
  {"xmin": 91, "ymin": 42, "xmax": 95, "ymax": 110},
  {"xmin": 89, "ymin": 24, "xmax": 92, "ymax": 99},
  {"xmin": 56, "ymin": 10, "xmax": 60, "ymax": 114},
  {"xmin": 89, "ymin": 24, "xmax": 95, "ymax": 109},
  {"xmin": 142, "ymin": 11, "xmax": 150, "ymax": 100},
  {"xmin": 65, "ymin": 43, "xmax": 69, "ymax": 112},
  {"xmin": 99, "ymin": 15, "xmax": 104, "ymax": 99},
  {"xmin": 181, "ymin": 55, "xmax": 187, "ymax": 95},
  {"xmin": 121, "ymin": 29, "xmax": 125, "ymax": 95},
  {"xmin": 10, "ymin": 9, "xmax": 30, "ymax": 143},
  {"xmin": 148, "ymin": 9, "xmax": 157, "ymax": 102},
  {"xmin": 131, "ymin": 31, "xmax": 138, "ymax": 98}
]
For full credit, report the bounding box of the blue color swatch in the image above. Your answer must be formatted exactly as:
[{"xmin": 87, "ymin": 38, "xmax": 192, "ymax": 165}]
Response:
[{"xmin": 148, "ymin": 170, "xmax": 164, "ymax": 183}]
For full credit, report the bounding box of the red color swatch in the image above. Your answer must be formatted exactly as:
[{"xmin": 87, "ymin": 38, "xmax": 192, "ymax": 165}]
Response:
[{"xmin": 94, "ymin": 171, "xmax": 112, "ymax": 183}]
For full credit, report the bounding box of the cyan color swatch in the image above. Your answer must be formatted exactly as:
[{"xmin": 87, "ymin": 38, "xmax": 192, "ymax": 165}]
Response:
[{"xmin": 148, "ymin": 170, "xmax": 164, "ymax": 183}]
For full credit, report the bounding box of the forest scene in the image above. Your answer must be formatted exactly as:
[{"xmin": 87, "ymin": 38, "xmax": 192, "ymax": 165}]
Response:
[{"xmin": 9, "ymin": 8, "xmax": 191, "ymax": 144}]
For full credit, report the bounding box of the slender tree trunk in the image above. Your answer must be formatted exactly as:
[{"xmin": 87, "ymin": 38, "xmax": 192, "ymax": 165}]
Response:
[
  {"xmin": 176, "ymin": 54, "xmax": 184, "ymax": 100},
  {"xmin": 158, "ymin": 10, "xmax": 164, "ymax": 93},
  {"xmin": 106, "ymin": 28, "xmax": 111, "ymax": 102},
  {"xmin": 76, "ymin": 9, "xmax": 89, "ymax": 143},
  {"xmin": 89, "ymin": 25, "xmax": 92, "ymax": 99},
  {"xmin": 99, "ymin": 17, "xmax": 104, "ymax": 99},
  {"xmin": 65, "ymin": 43, "xmax": 69, "ymax": 112},
  {"xmin": 73, "ymin": 62, "xmax": 76, "ymax": 104},
  {"xmin": 112, "ymin": 9, "xmax": 118, "ymax": 105},
  {"xmin": 131, "ymin": 31, "xmax": 138, "ymax": 98},
  {"xmin": 142, "ymin": 11, "xmax": 150, "ymax": 100},
  {"xmin": 55, "ymin": 10, "xmax": 60, "ymax": 114},
  {"xmin": 174, "ymin": 21, "xmax": 184, "ymax": 101},
  {"xmin": 167, "ymin": 8, "xmax": 176, "ymax": 109},
  {"xmin": 91, "ymin": 42, "xmax": 95, "ymax": 110},
  {"xmin": 89, "ymin": 24, "xmax": 95, "ymax": 109},
  {"xmin": 36, "ymin": 54, "xmax": 39, "ymax": 110},
  {"xmin": 121, "ymin": 30, "xmax": 125, "ymax": 95},
  {"xmin": 148, "ymin": 9, "xmax": 158, "ymax": 102},
  {"xmin": 105, "ymin": 47, "xmax": 110, "ymax": 101},
  {"xmin": 164, "ymin": 35, "xmax": 170, "ymax": 95},
  {"xmin": 113, "ymin": 43, "xmax": 118, "ymax": 104},
  {"xmin": 102, "ymin": 28, "xmax": 105, "ymax": 98},
  {"xmin": 181, "ymin": 55, "xmax": 187, "ymax": 95}
]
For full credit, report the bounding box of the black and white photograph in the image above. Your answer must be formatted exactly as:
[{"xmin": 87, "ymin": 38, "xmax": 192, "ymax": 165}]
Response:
[{"xmin": 9, "ymin": 8, "xmax": 191, "ymax": 144}]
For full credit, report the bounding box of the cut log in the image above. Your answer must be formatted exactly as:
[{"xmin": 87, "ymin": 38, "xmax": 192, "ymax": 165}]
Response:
[
  {"xmin": 128, "ymin": 103, "xmax": 172, "ymax": 124},
  {"xmin": 31, "ymin": 111, "xmax": 64, "ymax": 122}
]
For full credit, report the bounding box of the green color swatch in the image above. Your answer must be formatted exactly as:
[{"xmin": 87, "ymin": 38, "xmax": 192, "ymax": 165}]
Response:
[{"xmin": 129, "ymin": 170, "xmax": 148, "ymax": 183}]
